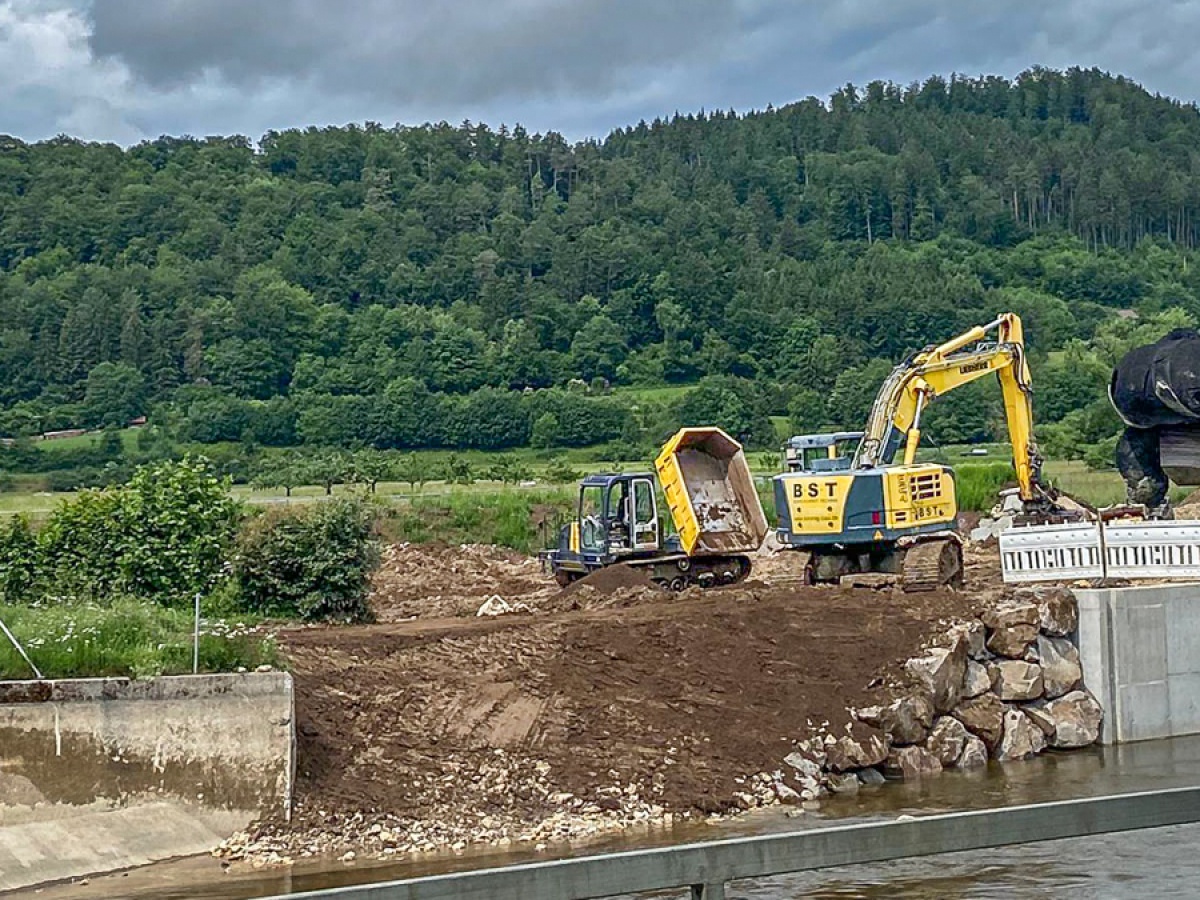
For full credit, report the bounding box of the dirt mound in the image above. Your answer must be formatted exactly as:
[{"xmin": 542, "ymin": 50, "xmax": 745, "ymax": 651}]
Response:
[
  {"xmin": 277, "ymin": 576, "xmax": 972, "ymax": 839},
  {"xmin": 369, "ymin": 542, "xmax": 555, "ymax": 621},
  {"xmin": 1178, "ymin": 488, "xmax": 1200, "ymax": 513},
  {"xmin": 565, "ymin": 562, "xmax": 658, "ymax": 594}
]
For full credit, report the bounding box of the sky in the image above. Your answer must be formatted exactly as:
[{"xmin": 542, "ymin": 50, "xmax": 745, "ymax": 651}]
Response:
[{"xmin": 2, "ymin": 0, "xmax": 1198, "ymax": 145}]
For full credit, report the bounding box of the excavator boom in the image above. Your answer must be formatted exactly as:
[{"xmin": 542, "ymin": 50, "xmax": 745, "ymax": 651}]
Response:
[{"xmin": 853, "ymin": 313, "xmax": 1049, "ymax": 504}]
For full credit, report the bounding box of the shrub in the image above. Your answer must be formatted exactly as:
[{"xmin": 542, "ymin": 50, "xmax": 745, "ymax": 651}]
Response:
[
  {"xmin": 118, "ymin": 458, "xmax": 241, "ymax": 601},
  {"xmin": 0, "ymin": 517, "xmax": 39, "ymax": 601},
  {"xmin": 233, "ymin": 497, "xmax": 379, "ymax": 622},
  {"xmin": 38, "ymin": 488, "xmax": 129, "ymax": 600},
  {"xmin": 36, "ymin": 457, "xmax": 239, "ymax": 605}
]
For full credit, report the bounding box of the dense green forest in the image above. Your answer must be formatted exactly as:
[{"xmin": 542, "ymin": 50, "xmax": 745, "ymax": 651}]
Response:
[{"xmin": 1, "ymin": 66, "xmax": 1198, "ymax": 474}]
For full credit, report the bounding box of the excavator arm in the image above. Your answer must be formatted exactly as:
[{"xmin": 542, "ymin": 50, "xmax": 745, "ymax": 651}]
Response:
[{"xmin": 853, "ymin": 314, "xmax": 1051, "ymax": 504}]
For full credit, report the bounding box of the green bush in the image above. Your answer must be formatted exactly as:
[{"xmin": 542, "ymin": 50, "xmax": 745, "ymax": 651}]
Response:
[
  {"xmin": 233, "ymin": 497, "xmax": 379, "ymax": 622},
  {"xmin": 0, "ymin": 517, "xmax": 38, "ymax": 602},
  {"xmin": 29, "ymin": 457, "xmax": 239, "ymax": 606}
]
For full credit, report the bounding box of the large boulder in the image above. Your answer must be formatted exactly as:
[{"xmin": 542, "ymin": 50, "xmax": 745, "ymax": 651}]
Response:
[
  {"xmin": 883, "ymin": 745, "xmax": 943, "ymax": 780},
  {"xmin": 990, "ymin": 660, "xmax": 1045, "ymax": 702},
  {"xmin": 987, "ymin": 623, "xmax": 1039, "ymax": 659},
  {"xmin": 950, "ymin": 620, "xmax": 987, "ymax": 660},
  {"xmin": 1027, "ymin": 586, "xmax": 1079, "ymax": 637},
  {"xmin": 825, "ymin": 724, "xmax": 889, "ymax": 772},
  {"xmin": 1022, "ymin": 702, "xmax": 1057, "ymax": 741},
  {"xmin": 926, "ymin": 716, "xmax": 970, "ymax": 767},
  {"xmin": 905, "ymin": 639, "xmax": 968, "ymax": 713},
  {"xmin": 956, "ymin": 735, "xmax": 989, "ymax": 769},
  {"xmin": 982, "ymin": 598, "xmax": 1041, "ymax": 659},
  {"xmin": 982, "ymin": 598, "xmax": 1040, "ymax": 631},
  {"xmin": 953, "ymin": 693, "xmax": 1006, "ymax": 750},
  {"xmin": 1036, "ymin": 635, "xmax": 1082, "ymax": 699},
  {"xmin": 962, "ymin": 660, "xmax": 992, "ymax": 699},
  {"xmin": 878, "ymin": 694, "xmax": 935, "ymax": 746},
  {"xmin": 996, "ymin": 708, "xmax": 1046, "ymax": 761},
  {"xmin": 1046, "ymin": 691, "xmax": 1103, "ymax": 748}
]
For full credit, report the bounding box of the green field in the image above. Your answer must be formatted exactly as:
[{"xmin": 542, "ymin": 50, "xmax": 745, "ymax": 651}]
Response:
[
  {"xmin": 0, "ymin": 433, "xmax": 1192, "ymax": 521},
  {"xmin": 612, "ymin": 384, "xmax": 695, "ymax": 404},
  {"xmin": 34, "ymin": 428, "xmax": 142, "ymax": 454}
]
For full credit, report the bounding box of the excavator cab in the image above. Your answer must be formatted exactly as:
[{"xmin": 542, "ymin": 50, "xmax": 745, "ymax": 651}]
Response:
[{"xmin": 784, "ymin": 432, "xmax": 864, "ymax": 473}]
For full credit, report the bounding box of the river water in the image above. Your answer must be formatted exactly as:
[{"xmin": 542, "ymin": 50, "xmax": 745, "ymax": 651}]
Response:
[{"xmin": 21, "ymin": 735, "xmax": 1200, "ymax": 899}]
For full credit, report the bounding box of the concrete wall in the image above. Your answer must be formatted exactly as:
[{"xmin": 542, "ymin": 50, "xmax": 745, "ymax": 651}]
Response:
[
  {"xmin": 0, "ymin": 672, "xmax": 294, "ymax": 817},
  {"xmin": 1076, "ymin": 582, "xmax": 1200, "ymax": 744},
  {"xmin": 0, "ymin": 672, "xmax": 294, "ymax": 890}
]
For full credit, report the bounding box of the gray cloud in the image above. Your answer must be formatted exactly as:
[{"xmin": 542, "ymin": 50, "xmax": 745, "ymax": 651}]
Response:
[
  {"xmin": 89, "ymin": 0, "xmax": 738, "ymax": 104},
  {"xmin": 3, "ymin": 0, "xmax": 1200, "ymax": 144}
]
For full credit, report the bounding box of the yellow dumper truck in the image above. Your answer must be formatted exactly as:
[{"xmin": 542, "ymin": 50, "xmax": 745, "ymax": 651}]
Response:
[{"xmin": 541, "ymin": 427, "xmax": 769, "ymax": 589}]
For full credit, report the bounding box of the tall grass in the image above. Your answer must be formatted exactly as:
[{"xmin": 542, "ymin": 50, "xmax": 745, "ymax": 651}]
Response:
[
  {"xmin": 954, "ymin": 463, "xmax": 1017, "ymax": 512},
  {"xmin": 378, "ymin": 489, "xmax": 577, "ymax": 552},
  {"xmin": 0, "ymin": 599, "xmax": 278, "ymax": 679}
]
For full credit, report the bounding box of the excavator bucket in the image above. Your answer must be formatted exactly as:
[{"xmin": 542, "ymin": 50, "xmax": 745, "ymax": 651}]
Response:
[{"xmin": 654, "ymin": 427, "xmax": 769, "ymax": 557}]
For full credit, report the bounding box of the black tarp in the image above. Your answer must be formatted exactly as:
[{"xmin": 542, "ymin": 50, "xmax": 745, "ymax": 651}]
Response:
[{"xmin": 1110, "ymin": 328, "xmax": 1200, "ymax": 429}]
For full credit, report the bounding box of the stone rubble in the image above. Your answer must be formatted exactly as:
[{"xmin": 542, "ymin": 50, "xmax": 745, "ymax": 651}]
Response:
[
  {"xmin": 774, "ymin": 584, "xmax": 1103, "ymax": 806},
  {"xmin": 1036, "ymin": 635, "xmax": 1083, "ymax": 699}
]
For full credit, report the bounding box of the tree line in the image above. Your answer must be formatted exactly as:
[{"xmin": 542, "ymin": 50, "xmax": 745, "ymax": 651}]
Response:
[{"xmin": 1, "ymin": 67, "xmax": 1199, "ymax": 461}]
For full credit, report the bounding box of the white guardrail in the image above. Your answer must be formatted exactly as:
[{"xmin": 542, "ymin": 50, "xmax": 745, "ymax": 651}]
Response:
[{"xmin": 1001, "ymin": 518, "xmax": 1200, "ymax": 583}]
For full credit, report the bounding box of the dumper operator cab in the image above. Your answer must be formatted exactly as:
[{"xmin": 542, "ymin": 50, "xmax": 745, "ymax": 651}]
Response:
[{"xmin": 546, "ymin": 473, "xmax": 679, "ymax": 586}]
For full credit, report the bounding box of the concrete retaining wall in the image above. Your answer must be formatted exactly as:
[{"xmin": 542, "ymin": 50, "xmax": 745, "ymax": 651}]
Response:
[
  {"xmin": 0, "ymin": 673, "xmax": 294, "ymax": 889},
  {"xmin": 1076, "ymin": 582, "xmax": 1200, "ymax": 744},
  {"xmin": 0, "ymin": 672, "xmax": 294, "ymax": 817}
]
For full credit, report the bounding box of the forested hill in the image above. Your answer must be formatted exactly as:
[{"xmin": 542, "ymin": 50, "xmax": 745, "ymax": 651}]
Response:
[{"xmin": 1, "ymin": 66, "xmax": 1199, "ymax": 456}]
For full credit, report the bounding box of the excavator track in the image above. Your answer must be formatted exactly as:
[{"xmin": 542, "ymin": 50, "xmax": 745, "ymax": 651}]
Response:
[{"xmin": 901, "ymin": 539, "xmax": 963, "ymax": 592}]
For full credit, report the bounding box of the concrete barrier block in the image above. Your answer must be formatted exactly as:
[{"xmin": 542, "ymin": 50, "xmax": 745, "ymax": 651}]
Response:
[
  {"xmin": 1074, "ymin": 588, "xmax": 1114, "ymax": 743},
  {"xmin": 1167, "ymin": 673, "xmax": 1200, "ymax": 736},
  {"xmin": 1111, "ymin": 602, "xmax": 1168, "ymax": 685},
  {"xmin": 1167, "ymin": 590, "xmax": 1200, "ymax": 676},
  {"xmin": 1118, "ymin": 681, "xmax": 1170, "ymax": 742}
]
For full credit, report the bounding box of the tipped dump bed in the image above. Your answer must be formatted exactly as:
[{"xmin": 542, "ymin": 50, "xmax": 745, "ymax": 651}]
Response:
[{"xmin": 654, "ymin": 427, "xmax": 770, "ymax": 556}]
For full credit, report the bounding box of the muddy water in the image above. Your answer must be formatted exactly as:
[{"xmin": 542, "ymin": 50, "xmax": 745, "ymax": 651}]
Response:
[{"xmin": 20, "ymin": 735, "xmax": 1200, "ymax": 899}]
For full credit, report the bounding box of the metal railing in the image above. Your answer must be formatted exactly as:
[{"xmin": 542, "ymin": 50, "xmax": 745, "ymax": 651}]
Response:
[{"xmin": 265, "ymin": 786, "xmax": 1200, "ymax": 900}]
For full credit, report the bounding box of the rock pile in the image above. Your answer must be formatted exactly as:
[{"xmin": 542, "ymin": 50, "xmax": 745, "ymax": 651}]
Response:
[{"xmin": 780, "ymin": 585, "xmax": 1103, "ymax": 793}]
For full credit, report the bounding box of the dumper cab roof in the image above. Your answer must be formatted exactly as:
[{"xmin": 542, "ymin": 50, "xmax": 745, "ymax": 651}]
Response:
[{"xmin": 580, "ymin": 472, "xmax": 654, "ymax": 488}]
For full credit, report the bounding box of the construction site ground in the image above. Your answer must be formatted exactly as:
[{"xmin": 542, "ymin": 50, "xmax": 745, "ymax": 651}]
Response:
[{"xmin": 237, "ymin": 537, "xmax": 1015, "ymax": 862}]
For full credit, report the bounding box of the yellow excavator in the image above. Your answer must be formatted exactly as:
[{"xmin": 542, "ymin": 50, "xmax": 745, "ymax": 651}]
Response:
[{"xmin": 775, "ymin": 313, "xmax": 1073, "ymax": 590}]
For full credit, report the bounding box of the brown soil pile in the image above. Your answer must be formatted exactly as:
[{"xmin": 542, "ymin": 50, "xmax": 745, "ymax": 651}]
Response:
[
  {"xmin": 566, "ymin": 562, "xmax": 659, "ymax": 594},
  {"xmin": 278, "ymin": 577, "xmax": 971, "ymax": 833},
  {"xmin": 368, "ymin": 542, "xmax": 555, "ymax": 621},
  {"xmin": 1177, "ymin": 488, "xmax": 1200, "ymax": 513}
]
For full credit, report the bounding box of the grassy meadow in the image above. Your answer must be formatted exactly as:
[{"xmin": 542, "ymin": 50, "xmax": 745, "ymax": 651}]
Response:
[{"xmin": 0, "ymin": 600, "xmax": 279, "ymax": 680}]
